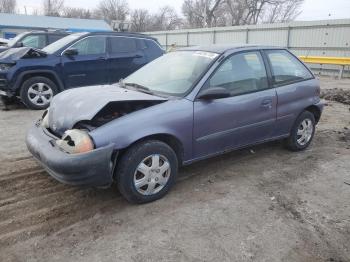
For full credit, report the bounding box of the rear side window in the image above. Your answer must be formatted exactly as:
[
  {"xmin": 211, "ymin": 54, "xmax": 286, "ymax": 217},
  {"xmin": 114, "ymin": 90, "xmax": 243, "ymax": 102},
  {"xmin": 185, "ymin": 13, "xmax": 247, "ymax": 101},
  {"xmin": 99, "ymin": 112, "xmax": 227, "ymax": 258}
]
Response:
[
  {"xmin": 145, "ymin": 40, "xmax": 162, "ymax": 52},
  {"xmin": 144, "ymin": 39, "xmax": 163, "ymax": 59},
  {"xmin": 71, "ymin": 36, "xmax": 106, "ymax": 55},
  {"xmin": 266, "ymin": 50, "xmax": 313, "ymax": 85},
  {"xmin": 110, "ymin": 37, "xmax": 137, "ymax": 53},
  {"xmin": 48, "ymin": 34, "xmax": 65, "ymax": 44}
]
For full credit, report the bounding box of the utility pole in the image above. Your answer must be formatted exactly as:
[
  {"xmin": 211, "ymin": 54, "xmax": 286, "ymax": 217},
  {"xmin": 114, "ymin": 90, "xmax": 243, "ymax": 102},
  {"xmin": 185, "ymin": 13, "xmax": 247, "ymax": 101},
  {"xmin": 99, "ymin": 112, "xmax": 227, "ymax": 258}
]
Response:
[{"xmin": 48, "ymin": 0, "xmax": 51, "ymax": 15}]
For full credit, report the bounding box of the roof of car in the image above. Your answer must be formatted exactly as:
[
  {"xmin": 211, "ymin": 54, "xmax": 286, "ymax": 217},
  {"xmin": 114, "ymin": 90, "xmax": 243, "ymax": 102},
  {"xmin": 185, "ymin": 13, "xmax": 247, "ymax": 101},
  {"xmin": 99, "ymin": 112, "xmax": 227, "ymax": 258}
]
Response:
[
  {"xmin": 179, "ymin": 44, "xmax": 284, "ymax": 54},
  {"xmin": 84, "ymin": 31, "xmax": 158, "ymax": 41}
]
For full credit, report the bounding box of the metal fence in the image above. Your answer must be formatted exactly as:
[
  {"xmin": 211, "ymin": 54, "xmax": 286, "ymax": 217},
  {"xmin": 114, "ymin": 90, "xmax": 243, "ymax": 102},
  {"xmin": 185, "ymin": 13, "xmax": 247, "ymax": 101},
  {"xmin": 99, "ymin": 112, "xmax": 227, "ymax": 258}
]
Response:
[{"xmin": 145, "ymin": 19, "xmax": 350, "ymax": 77}]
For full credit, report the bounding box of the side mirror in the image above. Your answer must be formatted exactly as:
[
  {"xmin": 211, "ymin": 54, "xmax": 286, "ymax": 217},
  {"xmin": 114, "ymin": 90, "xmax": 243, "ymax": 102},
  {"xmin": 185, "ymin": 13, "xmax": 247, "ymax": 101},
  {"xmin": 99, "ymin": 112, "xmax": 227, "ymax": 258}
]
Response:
[
  {"xmin": 63, "ymin": 48, "xmax": 78, "ymax": 56},
  {"xmin": 197, "ymin": 87, "xmax": 230, "ymax": 100},
  {"xmin": 15, "ymin": 42, "xmax": 24, "ymax": 48}
]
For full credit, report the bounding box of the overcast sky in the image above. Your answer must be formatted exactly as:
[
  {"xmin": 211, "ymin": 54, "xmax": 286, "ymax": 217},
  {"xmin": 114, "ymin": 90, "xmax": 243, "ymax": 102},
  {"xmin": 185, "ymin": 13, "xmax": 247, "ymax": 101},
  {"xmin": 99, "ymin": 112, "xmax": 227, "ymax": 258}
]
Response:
[{"xmin": 16, "ymin": 0, "xmax": 350, "ymax": 21}]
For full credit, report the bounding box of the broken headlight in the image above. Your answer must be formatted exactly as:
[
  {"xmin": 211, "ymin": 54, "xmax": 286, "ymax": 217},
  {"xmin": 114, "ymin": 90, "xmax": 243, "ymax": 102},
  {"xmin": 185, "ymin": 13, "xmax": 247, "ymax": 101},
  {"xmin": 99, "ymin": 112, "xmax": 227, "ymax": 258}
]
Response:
[{"xmin": 56, "ymin": 129, "xmax": 94, "ymax": 154}]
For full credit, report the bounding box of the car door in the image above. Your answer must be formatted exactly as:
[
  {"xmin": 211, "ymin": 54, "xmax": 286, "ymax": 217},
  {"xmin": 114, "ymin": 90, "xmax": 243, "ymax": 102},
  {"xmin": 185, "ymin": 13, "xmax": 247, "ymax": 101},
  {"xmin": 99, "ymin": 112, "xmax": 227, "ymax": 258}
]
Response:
[
  {"xmin": 193, "ymin": 51, "xmax": 277, "ymax": 159},
  {"xmin": 61, "ymin": 36, "xmax": 108, "ymax": 88},
  {"xmin": 107, "ymin": 36, "xmax": 147, "ymax": 84}
]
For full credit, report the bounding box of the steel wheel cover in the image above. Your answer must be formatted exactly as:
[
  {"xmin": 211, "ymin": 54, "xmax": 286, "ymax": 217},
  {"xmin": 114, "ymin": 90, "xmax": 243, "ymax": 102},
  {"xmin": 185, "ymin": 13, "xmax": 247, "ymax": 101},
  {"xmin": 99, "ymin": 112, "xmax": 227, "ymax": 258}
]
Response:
[{"xmin": 133, "ymin": 154, "xmax": 171, "ymax": 196}]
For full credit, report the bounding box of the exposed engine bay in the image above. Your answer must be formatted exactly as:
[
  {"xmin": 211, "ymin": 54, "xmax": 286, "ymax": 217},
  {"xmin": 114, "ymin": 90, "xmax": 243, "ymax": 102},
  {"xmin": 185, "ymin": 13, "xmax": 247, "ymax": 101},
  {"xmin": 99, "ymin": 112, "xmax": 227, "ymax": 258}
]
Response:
[
  {"xmin": 0, "ymin": 47, "xmax": 46, "ymax": 62},
  {"xmin": 73, "ymin": 100, "xmax": 165, "ymax": 131}
]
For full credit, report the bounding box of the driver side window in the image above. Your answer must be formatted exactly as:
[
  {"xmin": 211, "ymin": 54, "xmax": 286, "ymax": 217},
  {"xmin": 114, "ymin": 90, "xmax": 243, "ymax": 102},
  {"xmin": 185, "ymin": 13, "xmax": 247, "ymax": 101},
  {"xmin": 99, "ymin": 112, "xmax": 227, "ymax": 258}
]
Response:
[
  {"xmin": 207, "ymin": 51, "xmax": 268, "ymax": 96},
  {"xmin": 70, "ymin": 37, "xmax": 106, "ymax": 56}
]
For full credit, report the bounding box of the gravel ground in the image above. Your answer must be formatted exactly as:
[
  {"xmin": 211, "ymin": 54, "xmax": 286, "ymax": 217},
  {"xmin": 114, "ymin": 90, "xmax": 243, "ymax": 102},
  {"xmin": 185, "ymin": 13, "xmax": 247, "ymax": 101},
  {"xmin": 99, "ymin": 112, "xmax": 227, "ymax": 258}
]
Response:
[{"xmin": 0, "ymin": 76, "xmax": 350, "ymax": 262}]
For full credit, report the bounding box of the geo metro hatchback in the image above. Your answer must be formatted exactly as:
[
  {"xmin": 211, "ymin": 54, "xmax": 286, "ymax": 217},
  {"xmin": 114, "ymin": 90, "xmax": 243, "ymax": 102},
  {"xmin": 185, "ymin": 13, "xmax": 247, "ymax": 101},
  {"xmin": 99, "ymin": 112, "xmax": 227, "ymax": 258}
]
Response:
[{"xmin": 26, "ymin": 45, "xmax": 324, "ymax": 203}]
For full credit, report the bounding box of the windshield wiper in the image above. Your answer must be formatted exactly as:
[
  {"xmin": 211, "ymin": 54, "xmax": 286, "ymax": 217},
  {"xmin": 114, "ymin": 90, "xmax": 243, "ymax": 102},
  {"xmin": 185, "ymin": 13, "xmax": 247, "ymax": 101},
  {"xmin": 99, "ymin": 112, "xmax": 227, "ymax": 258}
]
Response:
[{"xmin": 124, "ymin": 82, "xmax": 154, "ymax": 95}]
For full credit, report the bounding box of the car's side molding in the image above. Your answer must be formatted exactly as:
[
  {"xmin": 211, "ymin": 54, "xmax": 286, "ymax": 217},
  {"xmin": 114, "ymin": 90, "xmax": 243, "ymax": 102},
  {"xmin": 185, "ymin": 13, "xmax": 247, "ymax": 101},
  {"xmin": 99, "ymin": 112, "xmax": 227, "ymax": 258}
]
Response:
[{"xmin": 183, "ymin": 133, "xmax": 290, "ymax": 166}]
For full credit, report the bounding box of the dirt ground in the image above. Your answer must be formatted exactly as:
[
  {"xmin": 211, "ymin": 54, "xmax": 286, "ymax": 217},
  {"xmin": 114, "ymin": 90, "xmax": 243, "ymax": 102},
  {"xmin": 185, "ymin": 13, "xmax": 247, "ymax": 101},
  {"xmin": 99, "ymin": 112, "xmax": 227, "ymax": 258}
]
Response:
[{"xmin": 0, "ymin": 76, "xmax": 349, "ymax": 262}]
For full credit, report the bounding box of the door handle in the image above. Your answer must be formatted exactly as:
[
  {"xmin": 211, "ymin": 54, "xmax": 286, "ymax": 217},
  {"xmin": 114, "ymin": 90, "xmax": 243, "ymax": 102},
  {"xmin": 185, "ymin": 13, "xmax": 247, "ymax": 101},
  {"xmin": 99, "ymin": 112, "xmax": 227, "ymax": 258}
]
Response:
[
  {"xmin": 261, "ymin": 99, "xmax": 273, "ymax": 109},
  {"xmin": 97, "ymin": 57, "xmax": 106, "ymax": 60},
  {"xmin": 134, "ymin": 54, "xmax": 143, "ymax": 58}
]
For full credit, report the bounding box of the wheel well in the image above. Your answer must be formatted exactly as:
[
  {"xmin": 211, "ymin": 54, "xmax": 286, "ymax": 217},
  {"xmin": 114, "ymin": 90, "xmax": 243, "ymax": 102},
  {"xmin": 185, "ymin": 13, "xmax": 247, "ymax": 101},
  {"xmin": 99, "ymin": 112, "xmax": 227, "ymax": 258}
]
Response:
[
  {"xmin": 17, "ymin": 72, "xmax": 61, "ymax": 95},
  {"xmin": 119, "ymin": 134, "xmax": 184, "ymax": 167},
  {"xmin": 305, "ymin": 105, "xmax": 321, "ymax": 124}
]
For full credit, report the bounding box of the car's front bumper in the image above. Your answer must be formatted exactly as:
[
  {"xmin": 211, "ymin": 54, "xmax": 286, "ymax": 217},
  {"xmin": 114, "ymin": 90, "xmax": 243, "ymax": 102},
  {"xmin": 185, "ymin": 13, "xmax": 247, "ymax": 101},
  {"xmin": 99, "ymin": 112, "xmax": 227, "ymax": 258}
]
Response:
[{"xmin": 26, "ymin": 123, "xmax": 115, "ymax": 187}]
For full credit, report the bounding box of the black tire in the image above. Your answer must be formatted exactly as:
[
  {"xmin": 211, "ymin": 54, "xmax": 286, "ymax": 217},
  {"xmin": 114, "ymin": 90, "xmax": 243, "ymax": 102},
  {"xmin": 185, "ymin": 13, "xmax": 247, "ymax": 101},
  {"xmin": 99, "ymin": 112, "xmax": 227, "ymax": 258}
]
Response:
[
  {"xmin": 285, "ymin": 111, "xmax": 316, "ymax": 151},
  {"xmin": 116, "ymin": 140, "xmax": 178, "ymax": 204},
  {"xmin": 20, "ymin": 76, "xmax": 58, "ymax": 110}
]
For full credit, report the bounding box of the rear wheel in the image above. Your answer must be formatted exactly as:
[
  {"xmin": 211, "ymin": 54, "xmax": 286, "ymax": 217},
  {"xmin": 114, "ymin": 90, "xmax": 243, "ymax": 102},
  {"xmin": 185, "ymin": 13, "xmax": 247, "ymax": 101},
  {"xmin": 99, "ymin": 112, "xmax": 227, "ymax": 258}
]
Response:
[
  {"xmin": 116, "ymin": 140, "xmax": 178, "ymax": 204},
  {"xmin": 20, "ymin": 76, "xmax": 58, "ymax": 110},
  {"xmin": 285, "ymin": 111, "xmax": 316, "ymax": 151}
]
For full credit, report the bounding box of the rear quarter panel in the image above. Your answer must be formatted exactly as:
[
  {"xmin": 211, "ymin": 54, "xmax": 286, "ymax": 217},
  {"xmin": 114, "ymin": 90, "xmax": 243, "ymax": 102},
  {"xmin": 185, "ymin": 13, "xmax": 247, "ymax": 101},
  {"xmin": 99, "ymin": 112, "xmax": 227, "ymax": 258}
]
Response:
[{"xmin": 274, "ymin": 78, "xmax": 320, "ymax": 136}]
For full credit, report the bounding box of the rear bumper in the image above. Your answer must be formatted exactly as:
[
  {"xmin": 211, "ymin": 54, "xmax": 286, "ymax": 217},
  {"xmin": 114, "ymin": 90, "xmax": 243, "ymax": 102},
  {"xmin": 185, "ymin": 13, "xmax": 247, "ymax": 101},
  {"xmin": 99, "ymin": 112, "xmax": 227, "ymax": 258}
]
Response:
[{"xmin": 26, "ymin": 123, "xmax": 115, "ymax": 187}]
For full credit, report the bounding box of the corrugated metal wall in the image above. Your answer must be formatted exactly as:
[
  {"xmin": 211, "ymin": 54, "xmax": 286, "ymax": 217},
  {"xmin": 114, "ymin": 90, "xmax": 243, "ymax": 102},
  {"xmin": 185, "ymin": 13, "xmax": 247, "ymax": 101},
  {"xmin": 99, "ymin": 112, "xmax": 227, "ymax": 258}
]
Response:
[{"xmin": 146, "ymin": 19, "xmax": 350, "ymax": 77}]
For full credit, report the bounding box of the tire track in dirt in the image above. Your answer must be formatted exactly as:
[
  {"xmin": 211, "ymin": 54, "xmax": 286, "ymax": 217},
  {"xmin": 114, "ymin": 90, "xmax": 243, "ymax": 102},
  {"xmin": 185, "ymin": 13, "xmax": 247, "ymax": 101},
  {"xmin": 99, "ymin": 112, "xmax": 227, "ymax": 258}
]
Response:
[{"xmin": 0, "ymin": 153, "xmax": 122, "ymax": 248}]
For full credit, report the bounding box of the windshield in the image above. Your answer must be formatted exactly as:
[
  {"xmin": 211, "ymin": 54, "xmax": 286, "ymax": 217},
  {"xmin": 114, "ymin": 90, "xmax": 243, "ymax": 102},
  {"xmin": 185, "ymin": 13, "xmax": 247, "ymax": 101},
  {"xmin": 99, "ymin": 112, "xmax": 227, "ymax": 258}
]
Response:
[
  {"xmin": 124, "ymin": 51, "xmax": 219, "ymax": 97},
  {"xmin": 7, "ymin": 32, "xmax": 27, "ymax": 47},
  {"xmin": 42, "ymin": 33, "xmax": 86, "ymax": 54}
]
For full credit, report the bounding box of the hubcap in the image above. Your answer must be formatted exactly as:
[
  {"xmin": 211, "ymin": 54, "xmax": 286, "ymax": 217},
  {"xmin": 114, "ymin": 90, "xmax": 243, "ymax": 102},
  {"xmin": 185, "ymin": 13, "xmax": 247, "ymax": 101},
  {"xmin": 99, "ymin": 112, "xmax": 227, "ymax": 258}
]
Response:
[
  {"xmin": 296, "ymin": 119, "xmax": 314, "ymax": 146},
  {"xmin": 133, "ymin": 154, "xmax": 171, "ymax": 196},
  {"xmin": 27, "ymin": 83, "xmax": 53, "ymax": 107}
]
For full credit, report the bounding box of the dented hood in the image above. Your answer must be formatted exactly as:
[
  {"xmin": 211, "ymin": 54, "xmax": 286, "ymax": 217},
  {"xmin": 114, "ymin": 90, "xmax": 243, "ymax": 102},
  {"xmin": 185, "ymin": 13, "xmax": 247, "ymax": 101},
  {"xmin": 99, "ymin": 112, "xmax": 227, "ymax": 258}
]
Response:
[
  {"xmin": 0, "ymin": 47, "xmax": 47, "ymax": 62},
  {"xmin": 48, "ymin": 84, "xmax": 167, "ymax": 135}
]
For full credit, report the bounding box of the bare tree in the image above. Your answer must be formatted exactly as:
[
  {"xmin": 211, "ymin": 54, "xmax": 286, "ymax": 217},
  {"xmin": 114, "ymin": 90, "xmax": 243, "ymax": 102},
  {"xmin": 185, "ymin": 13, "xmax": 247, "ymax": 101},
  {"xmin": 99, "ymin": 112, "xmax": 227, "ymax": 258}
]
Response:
[
  {"xmin": 94, "ymin": 0, "xmax": 129, "ymax": 23},
  {"xmin": 0, "ymin": 0, "xmax": 16, "ymax": 13},
  {"xmin": 130, "ymin": 9, "xmax": 151, "ymax": 32},
  {"xmin": 219, "ymin": 0, "xmax": 304, "ymax": 26},
  {"xmin": 63, "ymin": 7, "xmax": 92, "ymax": 19},
  {"xmin": 150, "ymin": 6, "xmax": 183, "ymax": 31},
  {"xmin": 182, "ymin": 0, "xmax": 223, "ymax": 28},
  {"xmin": 262, "ymin": 0, "xmax": 303, "ymax": 23},
  {"xmin": 43, "ymin": 0, "xmax": 64, "ymax": 17}
]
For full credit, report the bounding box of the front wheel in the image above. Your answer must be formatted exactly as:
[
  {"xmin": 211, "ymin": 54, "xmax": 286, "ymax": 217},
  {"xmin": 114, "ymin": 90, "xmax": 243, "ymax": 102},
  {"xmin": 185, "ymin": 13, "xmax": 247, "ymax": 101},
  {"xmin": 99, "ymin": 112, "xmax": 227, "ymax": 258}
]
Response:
[
  {"xmin": 20, "ymin": 76, "xmax": 58, "ymax": 110},
  {"xmin": 285, "ymin": 111, "xmax": 316, "ymax": 151},
  {"xmin": 116, "ymin": 140, "xmax": 178, "ymax": 204}
]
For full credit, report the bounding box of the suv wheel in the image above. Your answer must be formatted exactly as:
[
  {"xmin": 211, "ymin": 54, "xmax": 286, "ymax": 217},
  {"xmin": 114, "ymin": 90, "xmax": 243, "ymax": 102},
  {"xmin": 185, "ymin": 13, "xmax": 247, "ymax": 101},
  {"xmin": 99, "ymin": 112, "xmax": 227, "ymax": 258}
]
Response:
[
  {"xmin": 20, "ymin": 76, "xmax": 58, "ymax": 110},
  {"xmin": 286, "ymin": 111, "xmax": 316, "ymax": 151},
  {"xmin": 116, "ymin": 140, "xmax": 178, "ymax": 204}
]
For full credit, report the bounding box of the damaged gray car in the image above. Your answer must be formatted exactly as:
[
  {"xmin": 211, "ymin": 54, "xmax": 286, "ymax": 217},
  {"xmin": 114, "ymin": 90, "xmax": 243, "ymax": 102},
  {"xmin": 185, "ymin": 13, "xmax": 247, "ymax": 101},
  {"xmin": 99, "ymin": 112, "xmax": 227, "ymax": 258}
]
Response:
[{"xmin": 26, "ymin": 45, "xmax": 324, "ymax": 203}]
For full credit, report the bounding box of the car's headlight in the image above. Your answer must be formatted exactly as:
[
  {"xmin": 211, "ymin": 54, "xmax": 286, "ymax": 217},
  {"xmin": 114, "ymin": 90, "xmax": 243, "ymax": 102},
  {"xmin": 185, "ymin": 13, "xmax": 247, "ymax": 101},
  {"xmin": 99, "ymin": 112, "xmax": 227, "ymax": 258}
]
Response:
[
  {"xmin": 41, "ymin": 109, "xmax": 49, "ymax": 128},
  {"xmin": 0, "ymin": 63, "xmax": 14, "ymax": 71},
  {"xmin": 56, "ymin": 129, "xmax": 94, "ymax": 154}
]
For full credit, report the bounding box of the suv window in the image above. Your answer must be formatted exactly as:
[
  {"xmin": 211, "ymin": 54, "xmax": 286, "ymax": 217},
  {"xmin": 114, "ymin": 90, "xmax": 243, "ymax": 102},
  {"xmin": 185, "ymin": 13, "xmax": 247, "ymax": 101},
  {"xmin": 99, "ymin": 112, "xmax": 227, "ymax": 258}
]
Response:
[
  {"xmin": 71, "ymin": 36, "xmax": 106, "ymax": 55},
  {"xmin": 110, "ymin": 37, "xmax": 137, "ymax": 53},
  {"xmin": 48, "ymin": 34, "xmax": 65, "ymax": 44},
  {"xmin": 266, "ymin": 50, "xmax": 313, "ymax": 85},
  {"xmin": 21, "ymin": 34, "xmax": 46, "ymax": 49},
  {"xmin": 207, "ymin": 51, "xmax": 268, "ymax": 96}
]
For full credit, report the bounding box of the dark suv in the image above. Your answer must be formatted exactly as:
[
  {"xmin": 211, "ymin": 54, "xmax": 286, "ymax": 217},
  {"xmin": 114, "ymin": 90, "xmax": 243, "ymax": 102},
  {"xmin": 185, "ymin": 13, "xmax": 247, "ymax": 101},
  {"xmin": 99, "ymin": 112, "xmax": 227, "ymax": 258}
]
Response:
[
  {"xmin": 0, "ymin": 32, "xmax": 164, "ymax": 109},
  {"xmin": 0, "ymin": 30, "xmax": 69, "ymax": 53}
]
